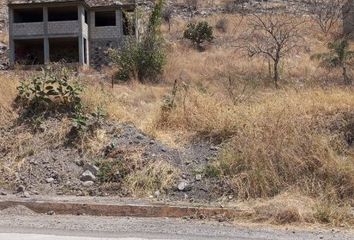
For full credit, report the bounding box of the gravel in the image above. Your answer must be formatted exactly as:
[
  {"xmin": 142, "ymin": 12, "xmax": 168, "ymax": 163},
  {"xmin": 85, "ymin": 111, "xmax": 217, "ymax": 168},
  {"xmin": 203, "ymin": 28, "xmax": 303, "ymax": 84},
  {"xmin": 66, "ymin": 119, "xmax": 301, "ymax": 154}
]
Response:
[
  {"xmin": 0, "ymin": 214, "xmax": 353, "ymax": 240},
  {"xmin": 0, "ymin": 205, "xmax": 37, "ymax": 216}
]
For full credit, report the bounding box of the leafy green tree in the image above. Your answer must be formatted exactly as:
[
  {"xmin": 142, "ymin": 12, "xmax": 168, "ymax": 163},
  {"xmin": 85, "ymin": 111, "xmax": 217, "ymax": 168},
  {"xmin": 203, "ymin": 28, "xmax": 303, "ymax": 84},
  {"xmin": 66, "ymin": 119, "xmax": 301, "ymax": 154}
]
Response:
[
  {"xmin": 183, "ymin": 21, "xmax": 214, "ymax": 50},
  {"xmin": 311, "ymin": 38, "xmax": 354, "ymax": 85},
  {"xmin": 110, "ymin": 0, "xmax": 166, "ymax": 83}
]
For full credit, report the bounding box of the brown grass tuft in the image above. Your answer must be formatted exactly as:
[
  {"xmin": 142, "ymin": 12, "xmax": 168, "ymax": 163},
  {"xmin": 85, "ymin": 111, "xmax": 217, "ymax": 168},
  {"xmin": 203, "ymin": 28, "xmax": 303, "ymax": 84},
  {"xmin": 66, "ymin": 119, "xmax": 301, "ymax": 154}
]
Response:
[
  {"xmin": 125, "ymin": 160, "xmax": 180, "ymax": 197},
  {"xmin": 0, "ymin": 73, "xmax": 19, "ymax": 127}
]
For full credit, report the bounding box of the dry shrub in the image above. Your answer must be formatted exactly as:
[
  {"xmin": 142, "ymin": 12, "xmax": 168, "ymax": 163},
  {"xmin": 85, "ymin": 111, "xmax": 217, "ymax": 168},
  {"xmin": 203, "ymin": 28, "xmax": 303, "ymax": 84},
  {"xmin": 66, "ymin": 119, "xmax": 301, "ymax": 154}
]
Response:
[
  {"xmin": 274, "ymin": 208, "xmax": 302, "ymax": 224},
  {"xmin": 314, "ymin": 200, "xmax": 354, "ymax": 226},
  {"xmin": 213, "ymin": 89, "xmax": 354, "ymax": 200},
  {"xmin": 156, "ymin": 87, "xmax": 354, "ymax": 200},
  {"xmin": 81, "ymin": 79, "xmax": 166, "ymax": 129},
  {"xmin": 240, "ymin": 192, "xmax": 313, "ymax": 224},
  {"xmin": 125, "ymin": 160, "xmax": 180, "ymax": 197},
  {"xmin": 0, "ymin": 73, "xmax": 19, "ymax": 127},
  {"xmin": 254, "ymin": 204, "xmax": 302, "ymax": 224},
  {"xmin": 154, "ymin": 84, "xmax": 238, "ymax": 140},
  {"xmin": 78, "ymin": 128, "xmax": 109, "ymax": 156}
]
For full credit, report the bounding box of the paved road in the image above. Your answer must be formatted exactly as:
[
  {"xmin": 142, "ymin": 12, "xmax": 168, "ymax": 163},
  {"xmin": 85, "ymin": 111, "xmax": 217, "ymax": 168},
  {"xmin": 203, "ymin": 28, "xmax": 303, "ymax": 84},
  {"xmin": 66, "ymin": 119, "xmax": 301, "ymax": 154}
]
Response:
[
  {"xmin": 0, "ymin": 214, "xmax": 353, "ymax": 240},
  {"xmin": 0, "ymin": 234, "xmax": 159, "ymax": 240}
]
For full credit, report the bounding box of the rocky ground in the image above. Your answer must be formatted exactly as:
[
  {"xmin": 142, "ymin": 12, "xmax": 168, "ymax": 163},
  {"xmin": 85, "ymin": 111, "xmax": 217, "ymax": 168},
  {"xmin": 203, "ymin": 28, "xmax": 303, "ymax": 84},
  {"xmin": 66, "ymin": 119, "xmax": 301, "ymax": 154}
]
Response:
[{"xmin": 0, "ymin": 116, "xmax": 223, "ymax": 202}]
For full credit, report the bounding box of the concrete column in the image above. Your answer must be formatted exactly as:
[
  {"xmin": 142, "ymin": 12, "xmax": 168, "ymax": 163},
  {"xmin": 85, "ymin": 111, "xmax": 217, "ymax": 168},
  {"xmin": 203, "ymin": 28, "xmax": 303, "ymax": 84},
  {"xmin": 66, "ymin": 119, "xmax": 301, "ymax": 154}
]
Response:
[
  {"xmin": 8, "ymin": 7, "xmax": 15, "ymax": 65},
  {"xmin": 43, "ymin": 6, "xmax": 50, "ymax": 64},
  {"xmin": 44, "ymin": 38, "xmax": 50, "ymax": 64},
  {"xmin": 116, "ymin": 10, "xmax": 123, "ymax": 38},
  {"xmin": 78, "ymin": 5, "xmax": 84, "ymax": 65}
]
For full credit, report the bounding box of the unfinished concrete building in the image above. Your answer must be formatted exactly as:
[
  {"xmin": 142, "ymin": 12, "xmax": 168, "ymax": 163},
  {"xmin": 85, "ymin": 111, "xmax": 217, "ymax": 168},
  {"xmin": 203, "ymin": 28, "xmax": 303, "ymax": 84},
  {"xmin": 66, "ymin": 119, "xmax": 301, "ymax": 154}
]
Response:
[{"xmin": 8, "ymin": 0, "xmax": 136, "ymax": 68}]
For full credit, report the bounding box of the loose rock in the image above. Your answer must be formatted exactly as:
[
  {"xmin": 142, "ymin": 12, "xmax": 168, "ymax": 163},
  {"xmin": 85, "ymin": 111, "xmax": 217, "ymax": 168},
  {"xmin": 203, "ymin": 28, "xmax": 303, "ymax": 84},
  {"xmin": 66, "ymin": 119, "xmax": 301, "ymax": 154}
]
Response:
[
  {"xmin": 80, "ymin": 170, "xmax": 96, "ymax": 182},
  {"xmin": 22, "ymin": 191, "xmax": 30, "ymax": 198},
  {"xmin": 195, "ymin": 174, "xmax": 202, "ymax": 181},
  {"xmin": 82, "ymin": 181, "xmax": 94, "ymax": 187},
  {"xmin": 46, "ymin": 177, "xmax": 55, "ymax": 184},
  {"xmin": 177, "ymin": 181, "xmax": 191, "ymax": 192},
  {"xmin": 17, "ymin": 185, "xmax": 25, "ymax": 193},
  {"xmin": 83, "ymin": 164, "xmax": 99, "ymax": 176},
  {"xmin": 154, "ymin": 190, "xmax": 161, "ymax": 198},
  {"xmin": 47, "ymin": 210, "xmax": 55, "ymax": 215}
]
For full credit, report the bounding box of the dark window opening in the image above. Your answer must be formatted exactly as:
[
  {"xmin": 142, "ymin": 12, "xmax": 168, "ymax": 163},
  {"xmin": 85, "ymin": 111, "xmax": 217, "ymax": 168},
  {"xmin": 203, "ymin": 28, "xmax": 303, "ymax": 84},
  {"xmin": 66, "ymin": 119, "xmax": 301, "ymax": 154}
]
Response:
[
  {"xmin": 84, "ymin": 10, "xmax": 88, "ymax": 24},
  {"xmin": 123, "ymin": 11, "xmax": 135, "ymax": 36},
  {"xmin": 49, "ymin": 37, "xmax": 79, "ymax": 63},
  {"xmin": 48, "ymin": 6, "xmax": 78, "ymax": 21},
  {"xmin": 14, "ymin": 39, "xmax": 44, "ymax": 65},
  {"xmin": 13, "ymin": 8, "xmax": 43, "ymax": 23},
  {"xmin": 83, "ymin": 38, "xmax": 87, "ymax": 64},
  {"xmin": 95, "ymin": 11, "xmax": 116, "ymax": 27}
]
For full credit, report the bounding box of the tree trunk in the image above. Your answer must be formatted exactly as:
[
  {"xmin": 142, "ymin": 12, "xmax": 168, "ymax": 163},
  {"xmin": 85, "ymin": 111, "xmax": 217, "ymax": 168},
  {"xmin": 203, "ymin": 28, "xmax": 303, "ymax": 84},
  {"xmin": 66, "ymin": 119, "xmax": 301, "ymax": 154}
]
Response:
[
  {"xmin": 268, "ymin": 59, "xmax": 272, "ymax": 78},
  {"xmin": 273, "ymin": 60, "xmax": 280, "ymax": 88},
  {"xmin": 342, "ymin": 64, "xmax": 352, "ymax": 85}
]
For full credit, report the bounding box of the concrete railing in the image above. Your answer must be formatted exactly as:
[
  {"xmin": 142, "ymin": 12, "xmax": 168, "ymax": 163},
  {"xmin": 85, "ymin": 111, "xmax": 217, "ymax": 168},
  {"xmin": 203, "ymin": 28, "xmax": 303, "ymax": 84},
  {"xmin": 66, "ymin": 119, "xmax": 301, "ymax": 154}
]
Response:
[
  {"xmin": 90, "ymin": 26, "xmax": 120, "ymax": 39},
  {"xmin": 48, "ymin": 20, "xmax": 80, "ymax": 36},
  {"xmin": 13, "ymin": 22, "xmax": 44, "ymax": 37}
]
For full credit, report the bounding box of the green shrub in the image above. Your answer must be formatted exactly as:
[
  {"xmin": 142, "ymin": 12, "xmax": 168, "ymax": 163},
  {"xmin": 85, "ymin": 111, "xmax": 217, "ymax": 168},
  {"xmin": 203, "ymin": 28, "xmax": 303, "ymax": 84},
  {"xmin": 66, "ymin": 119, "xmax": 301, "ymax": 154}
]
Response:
[
  {"xmin": 183, "ymin": 21, "xmax": 214, "ymax": 50},
  {"xmin": 17, "ymin": 65, "xmax": 82, "ymax": 114},
  {"xmin": 97, "ymin": 158, "xmax": 130, "ymax": 183},
  {"xmin": 110, "ymin": 0, "xmax": 166, "ymax": 83},
  {"xmin": 110, "ymin": 37, "xmax": 165, "ymax": 83}
]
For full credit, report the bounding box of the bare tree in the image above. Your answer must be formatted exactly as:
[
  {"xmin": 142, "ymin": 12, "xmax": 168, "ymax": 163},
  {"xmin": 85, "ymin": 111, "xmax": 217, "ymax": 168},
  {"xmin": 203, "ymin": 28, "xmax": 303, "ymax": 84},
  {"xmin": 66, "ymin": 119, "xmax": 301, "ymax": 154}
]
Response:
[
  {"xmin": 163, "ymin": 6, "xmax": 173, "ymax": 32},
  {"xmin": 305, "ymin": 0, "xmax": 347, "ymax": 35},
  {"xmin": 239, "ymin": 14, "xmax": 305, "ymax": 88}
]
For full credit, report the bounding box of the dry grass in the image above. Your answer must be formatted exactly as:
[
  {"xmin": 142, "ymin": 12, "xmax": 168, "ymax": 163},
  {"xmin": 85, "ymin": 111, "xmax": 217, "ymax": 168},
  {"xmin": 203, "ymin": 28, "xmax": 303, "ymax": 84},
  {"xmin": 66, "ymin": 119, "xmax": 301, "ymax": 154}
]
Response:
[
  {"xmin": 0, "ymin": 12, "xmax": 353, "ymax": 226},
  {"xmin": 0, "ymin": 32, "xmax": 8, "ymax": 44},
  {"xmin": 125, "ymin": 160, "xmax": 180, "ymax": 197},
  {"xmin": 235, "ymin": 191, "xmax": 354, "ymax": 226},
  {"xmin": 157, "ymin": 87, "xmax": 354, "ymax": 199},
  {"xmin": 0, "ymin": 73, "xmax": 19, "ymax": 127}
]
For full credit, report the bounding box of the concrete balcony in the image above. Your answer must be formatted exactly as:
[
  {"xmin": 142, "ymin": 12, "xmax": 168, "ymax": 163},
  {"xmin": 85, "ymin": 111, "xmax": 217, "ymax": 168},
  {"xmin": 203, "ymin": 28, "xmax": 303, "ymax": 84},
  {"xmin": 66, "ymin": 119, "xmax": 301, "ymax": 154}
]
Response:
[
  {"xmin": 90, "ymin": 26, "xmax": 120, "ymax": 40},
  {"xmin": 13, "ymin": 22, "xmax": 44, "ymax": 37},
  {"xmin": 48, "ymin": 21, "xmax": 80, "ymax": 36}
]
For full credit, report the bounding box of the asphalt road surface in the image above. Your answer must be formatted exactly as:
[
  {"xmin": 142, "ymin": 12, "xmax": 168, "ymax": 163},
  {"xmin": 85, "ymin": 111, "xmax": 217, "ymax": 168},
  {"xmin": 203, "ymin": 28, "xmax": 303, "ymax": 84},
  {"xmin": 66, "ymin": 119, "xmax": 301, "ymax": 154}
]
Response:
[{"xmin": 0, "ymin": 214, "xmax": 353, "ymax": 240}]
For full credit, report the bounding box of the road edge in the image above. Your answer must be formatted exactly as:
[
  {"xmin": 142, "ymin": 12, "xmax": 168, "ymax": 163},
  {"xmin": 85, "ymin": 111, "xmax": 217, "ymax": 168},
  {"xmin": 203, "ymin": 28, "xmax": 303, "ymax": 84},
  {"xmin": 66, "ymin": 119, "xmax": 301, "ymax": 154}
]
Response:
[{"xmin": 0, "ymin": 198, "xmax": 248, "ymax": 219}]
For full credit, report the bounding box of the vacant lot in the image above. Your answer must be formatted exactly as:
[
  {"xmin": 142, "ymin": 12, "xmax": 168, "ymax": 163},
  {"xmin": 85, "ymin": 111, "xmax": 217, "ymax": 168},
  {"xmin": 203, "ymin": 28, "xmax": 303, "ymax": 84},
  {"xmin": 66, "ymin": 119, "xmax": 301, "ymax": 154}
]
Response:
[{"xmin": 1, "ymin": 7, "xmax": 354, "ymax": 227}]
